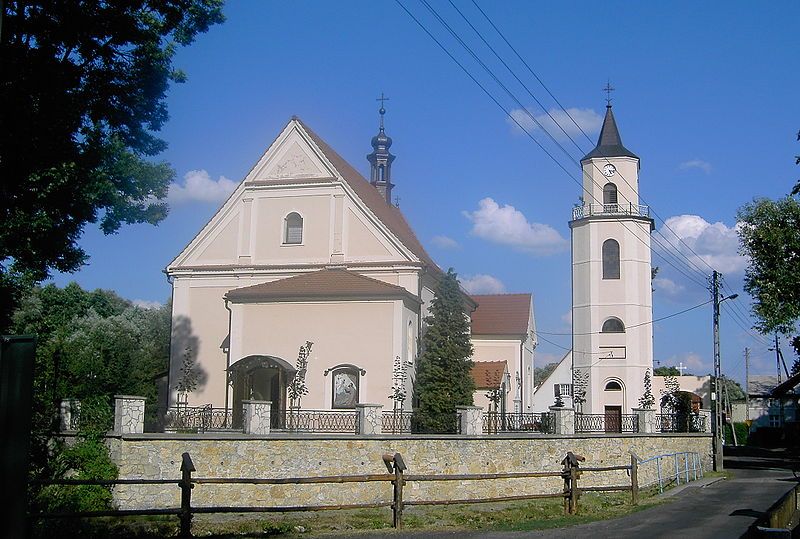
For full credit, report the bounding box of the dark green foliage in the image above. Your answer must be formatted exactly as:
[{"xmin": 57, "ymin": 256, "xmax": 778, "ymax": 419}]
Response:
[
  {"xmin": 653, "ymin": 366, "xmax": 681, "ymax": 376},
  {"xmin": 12, "ymin": 283, "xmax": 170, "ymax": 513},
  {"xmin": 413, "ymin": 269, "xmax": 475, "ymax": 433},
  {"xmin": 724, "ymin": 422, "xmax": 750, "ymax": 446},
  {"xmin": 738, "ymin": 196, "xmax": 800, "ymax": 335},
  {"xmin": 533, "ymin": 362, "xmax": 558, "ymax": 387},
  {"xmin": 0, "ymin": 0, "xmax": 224, "ymax": 330}
]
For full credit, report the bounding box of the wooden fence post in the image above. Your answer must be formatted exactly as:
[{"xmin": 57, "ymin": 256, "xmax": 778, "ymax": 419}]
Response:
[
  {"xmin": 179, "ymin": 452, "xmax": 196, "ymax": 538},
  {"xmin": 393, "ymin": 453, "xmax": 406, "ymax": 528},
  {"xmin": 384, "ymin": 452, "xmax": 407, "ymax": 529},
  {"xmin": 630, "ymin": 454, "xmax": 639, "ymax": 505},
  {"xmin": 569, "ymin": 466, "xmax": 579, "ymax": 514},
  {"xmin": 561, "ymin": 451, "xmax": 584, "ymax": 515}
]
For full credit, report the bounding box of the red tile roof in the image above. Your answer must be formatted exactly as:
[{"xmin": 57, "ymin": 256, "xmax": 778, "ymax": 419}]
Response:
[
  {"xmin": 225, "ymin": 268, "xmax": 421, "ymax": 303},
  {"xmin": 470, "ymin": 293, "xmax": 532, "ymax": 336},
  {"xmin": 471, "ymin": 361, "xmax": 508, "ymax": 389},
  {"xmin": 297, "ymin": 119, "xmax": 441, "ymax": 275}
]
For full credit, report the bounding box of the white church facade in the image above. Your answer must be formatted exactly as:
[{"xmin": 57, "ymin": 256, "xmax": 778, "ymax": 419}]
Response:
[{"xmin": 166, "ymin": 110, "xmax": 536, "ymax": 422}]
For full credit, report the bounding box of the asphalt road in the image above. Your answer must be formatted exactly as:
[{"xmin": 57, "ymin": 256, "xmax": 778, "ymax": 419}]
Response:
[{"xmin": 325, "ymin": 448, "xmax": 798, "ymax": 539}]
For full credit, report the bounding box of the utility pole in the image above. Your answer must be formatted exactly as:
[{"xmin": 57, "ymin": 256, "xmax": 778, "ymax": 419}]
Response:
[
  {"xmin": 710, "ymin": 271, "xmax": 736, "ymax": 471},
  {"xmin": 711, "ymin": 270, "xmax": 723, "ymax": 471},
  {"xmin": 774, "ymin": 334, "xmax": 782, "ymax": 384},
  {"xmin": 744, "ymin": 347, "xmax": 750, "ymax": 421}
]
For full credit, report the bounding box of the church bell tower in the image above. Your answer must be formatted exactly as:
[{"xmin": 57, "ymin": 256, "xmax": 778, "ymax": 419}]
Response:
[
  {"xmin": 570, "ymin": 100, "xmax": 655, "ymax": 419},
  {"xmin": 367, "ymin": 94, "xmax": 396, "ymax": 204}
]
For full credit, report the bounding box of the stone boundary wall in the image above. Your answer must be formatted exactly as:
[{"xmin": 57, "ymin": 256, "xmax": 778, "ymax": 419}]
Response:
[{"xmin": 106, "ymin": 433, "xmax": 711, "ymax": 510}]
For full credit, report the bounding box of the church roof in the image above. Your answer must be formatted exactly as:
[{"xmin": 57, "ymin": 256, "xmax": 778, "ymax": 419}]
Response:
[
  {"xmin": 582, "ymin": 106, "xmax": 639, "ymax": 161},
  {"xmin": 225, "ymin": 268, "xmax": 421, "ymax": 303},
  {"xmin": 295, "ymin": 118, "xmax": 440, "ymax": 275},
  {"xmin": 471, "ymin": 360, "xmax": 508, "ymax": 389},
  {"xmin": 470, "ymin": 293, "xmax": 532, "ymax": 336},
  {"xmin": 748, "ymin": 375, "xmax": 780, "ymax": 397}
]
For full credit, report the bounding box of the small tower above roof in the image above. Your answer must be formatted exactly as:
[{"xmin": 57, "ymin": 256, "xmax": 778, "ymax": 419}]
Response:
[
  {"xmin": 367, "ymin": 93, "xmax": 396, "ymax": 204},
  {"xmin": 582, "ymin": 104, "xmax": 638, "ymax": 161}
]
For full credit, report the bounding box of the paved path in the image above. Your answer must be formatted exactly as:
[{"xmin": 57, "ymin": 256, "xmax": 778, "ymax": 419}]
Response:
[{"xmin": 325, "ymin": 448, "xmax": 798, "ymax": 539}]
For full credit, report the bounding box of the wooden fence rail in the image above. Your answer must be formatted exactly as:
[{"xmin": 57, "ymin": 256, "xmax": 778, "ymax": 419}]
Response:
[{"xmin": 29, "ymin": 450, "xmax": 640, "ymax": 537}]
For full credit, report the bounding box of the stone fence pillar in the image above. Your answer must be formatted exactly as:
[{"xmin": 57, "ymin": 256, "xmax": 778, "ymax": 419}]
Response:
[
  {"xmin": 549, "ymin": 406, "xmax": 575, "ymax": 435},
  {"xmin": 59, "ymin": 398, "xmax": 80, "ymax": 432},
  {"xmin": 700, "ymin": 409, "xmax": 712, "ymax": 433},
  {"xmin": 355, "ymin": 404, "xmax": 383, "ymax": 435},
  {"xmin": 632, "ymin": 408, "xmax": 656, "ymax": 434},
  {"xmin": 456, "ymin": 406, "xmax": 483, "ymax": 435},
  {"xmin": 242, "ymin": 400, "xmax": 272, "ymax": 435},
  {"xmin": 114, "ymin": 395, "xmax": 146, "ymax": 434}
]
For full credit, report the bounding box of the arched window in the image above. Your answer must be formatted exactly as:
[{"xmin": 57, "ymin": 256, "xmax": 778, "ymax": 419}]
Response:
[
  {"xmin": 331, "ymin": 366, "xmax": 361, "ymax": 409},
  {"xmin": 602, "ymin": 239, "xmax": 620, "ymax": 279},
  {"xmin": 603, "ymin": 182, "xmax": 618, "ymax": 206},
  {"xmin": 284, "ymin": 212, "xmax": 303, "ymax": 244},
  {"xmin": 605, "ymin": 380, "xmax": 622, "ymax": 391},
  {"xmin": 601, "ymin": 317, "xmax": 625, "ymax": 333}
]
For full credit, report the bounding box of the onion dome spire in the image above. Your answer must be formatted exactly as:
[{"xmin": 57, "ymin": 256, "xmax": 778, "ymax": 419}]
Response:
[{"xmin": 367, "ymin": 93, "xmax": 396, "ymax": 204}]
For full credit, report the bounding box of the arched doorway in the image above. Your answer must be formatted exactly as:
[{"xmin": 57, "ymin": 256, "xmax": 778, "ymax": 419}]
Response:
[
  {"xmin": 603, "ymin": 378, "xmax": 626, "ymax": 432},
  {"xmin": 227, "ymin": 355, "xmax": 295, "ymax": 428}
]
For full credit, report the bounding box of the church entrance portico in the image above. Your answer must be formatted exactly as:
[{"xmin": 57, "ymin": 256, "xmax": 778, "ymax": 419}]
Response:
[{"xmin": 227, "ymin": 355, "xmax": 295, "ymax": 428}]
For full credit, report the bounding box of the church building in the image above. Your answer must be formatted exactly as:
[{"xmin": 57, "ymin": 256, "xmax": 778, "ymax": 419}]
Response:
[
  {"xmin": 533, "ymin": 103, "xmax": 655, "ymax": 421},
  {"xmin": 166, "ymin": 106, "xmax": 537, "ymax": 423}
]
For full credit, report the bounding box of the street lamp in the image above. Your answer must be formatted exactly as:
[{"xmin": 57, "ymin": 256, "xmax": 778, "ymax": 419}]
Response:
[{"xmin": 712, "ymin": 269, "xmax": 737, "ymax": 472}]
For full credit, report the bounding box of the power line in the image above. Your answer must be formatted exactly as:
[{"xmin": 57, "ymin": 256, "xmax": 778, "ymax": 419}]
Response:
[
  {"xmin": 537, "ymin": 298, "xmax": 712, "ymax": 336},
  {"xmin": 440, "ymin": 0, "xmax": 712, "ymax": 286},
  {"xmin": 461, "ymin": 1, "xmax": 717, "ymax": 279},
  {"xmin": 398, "ymin": 0, "xmax": 709, "ymax": 290}
]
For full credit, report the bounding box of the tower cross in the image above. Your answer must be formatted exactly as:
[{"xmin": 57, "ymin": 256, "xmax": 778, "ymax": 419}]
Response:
[
  {"xmin": 677, "ymin": 362, "xmax": 687, "ymax": 375},
  {"xmin": 603, "ymin": 81, "xmax": 615, "ymax": 106},
  {"xmin": 376, "ymin": 92, "xmax": 390, "ymax": 109}
]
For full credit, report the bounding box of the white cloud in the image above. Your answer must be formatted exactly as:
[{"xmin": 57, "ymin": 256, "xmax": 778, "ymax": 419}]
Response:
[
  {"xmin": 132, "ymin": 299, "xmax": 162, "ymax": 310},
  {"xmin": 460, "ymin": 274, "xmax": 506, "ymax": 295},
  {"xmin": 168, "ymin": 169, "xmax": 237, "ymax": 204},
  {"xmin": 679, "ymin": 159, "xmax": 712, "ymax": 174},
  {"xmin": 431, "ymin": 235, "xmax": 460, "ymax": 250},
  {"xmin": 507, "ymin": 107, "xmax": 603, "ymax": 140},
  {"xmin": 561, "ymin": 311, "xmax": 572, "ymax": 327},
  {"xmin": 463, "ymin": 198, "xmax": 568, "ymax": 255},
  {"xmin": 656, "ymin": 215, "xmax": 747, "ymax": 275},
  {"xmin": 652, "ymin": 277, "xmax": 686, "ymax": 299}
]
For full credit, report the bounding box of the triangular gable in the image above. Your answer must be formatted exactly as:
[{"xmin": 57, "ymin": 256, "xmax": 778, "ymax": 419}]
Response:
[
  {"xmin": 168, "ymin": 117, "xmax": 439, "ymax": 271},
  {"xmin": 246, "ymin": 121, "xmax": 337, "ymax": 182}
]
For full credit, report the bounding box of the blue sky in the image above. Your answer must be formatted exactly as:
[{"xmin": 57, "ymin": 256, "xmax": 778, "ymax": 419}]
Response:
[{"xmin": 52, "ymin": 1, "xmax": 800, "ymax": 384}]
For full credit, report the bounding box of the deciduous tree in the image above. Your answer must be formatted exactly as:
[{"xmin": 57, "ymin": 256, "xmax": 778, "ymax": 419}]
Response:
[{"xmin": 0, "ymin": 1, "xmax": 224, "ymax": 328}]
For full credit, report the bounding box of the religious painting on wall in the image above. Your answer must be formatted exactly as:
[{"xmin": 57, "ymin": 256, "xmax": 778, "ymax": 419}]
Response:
[{"xmin": 332, "ymin": 369, "xmax": 359, "ymax": 408}]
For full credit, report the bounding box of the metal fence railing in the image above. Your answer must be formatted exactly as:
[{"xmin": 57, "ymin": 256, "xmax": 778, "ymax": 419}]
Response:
[
  {"xmin": 635, "ymin": 451, "xmax": 704, "ymax": 493},
  {"xmin": 655, "ymin": 414, "xmax": 707, "ymax": 433},
  {"xmin": 575, "ymin": 413, "xmax": 639, "ymax": 433},
  {"xmin": 482, "ymin": 412, "xmax": 555, "ymax": 434},
  {"xmin": 162, "ymin": 405, "xmax": 232, "ymax": 433},
  {"xmin": 271, "ymin": 409, "xmax": 358, "ymax": 433},
  {"xmin": 382, "ymin": 411, "xmax": 414, "ymax": 433}
]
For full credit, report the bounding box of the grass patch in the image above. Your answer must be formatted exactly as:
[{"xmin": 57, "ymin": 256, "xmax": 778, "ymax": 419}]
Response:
[{"xmin": 32, "ymin": 490, "xmax": 671, "ymax": 537}]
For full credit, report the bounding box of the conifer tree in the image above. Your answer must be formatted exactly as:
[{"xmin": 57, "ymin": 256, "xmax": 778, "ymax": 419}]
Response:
[{"xmin": 413, "ymin": 268, "xmax": 475, "ymax": 432}]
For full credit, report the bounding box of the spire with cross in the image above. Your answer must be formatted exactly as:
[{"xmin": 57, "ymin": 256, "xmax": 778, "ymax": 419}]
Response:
[
  {"xmin": 377, "ymin": 92, "xmax": 389, "ymax": 129},
  {"xmin": 604, "ymin": 80, "xmax": 615, "ymax": 107},
  {"xmin": 367, "ymin": 92, "xmax": 396, "ymax": 204}
]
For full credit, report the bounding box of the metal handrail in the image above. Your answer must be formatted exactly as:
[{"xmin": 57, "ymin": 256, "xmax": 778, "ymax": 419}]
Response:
[
  {"xmin": 636, "ymin": 451, "xmax": 703, "ymax": 493},
  {"xmin": 572, "ymin": 203, "xmax": 650, "ymax": 220}
]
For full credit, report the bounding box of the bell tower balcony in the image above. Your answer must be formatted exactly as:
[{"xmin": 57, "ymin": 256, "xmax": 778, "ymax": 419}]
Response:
[{"xmin": 571, "ymin": 203, "xmax": 650, "ymax": 221}]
